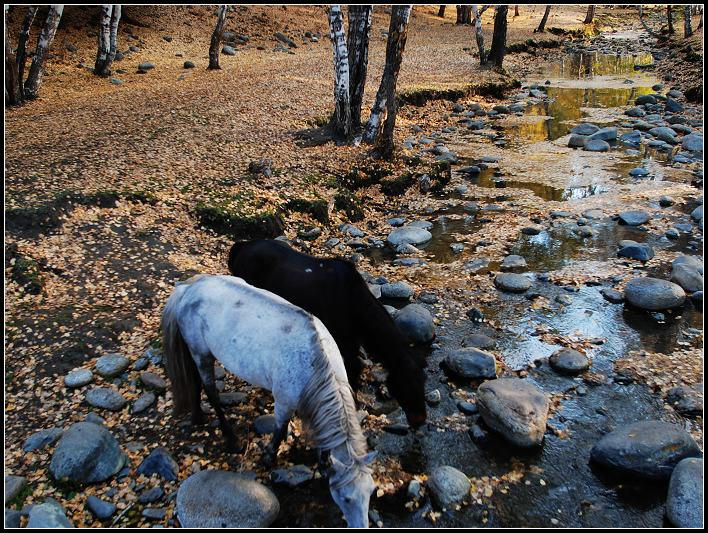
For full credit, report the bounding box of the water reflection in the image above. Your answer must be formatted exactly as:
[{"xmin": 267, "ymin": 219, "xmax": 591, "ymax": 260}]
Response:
[{"xmin": 541, "ymin": 51, "xmax": 655, "ymax": 79}]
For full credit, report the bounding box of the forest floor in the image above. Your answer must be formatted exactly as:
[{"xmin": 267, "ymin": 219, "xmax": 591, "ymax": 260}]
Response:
[{"xmin": 4, "ymin": 5, "xmax": 704, "ymax": 529}]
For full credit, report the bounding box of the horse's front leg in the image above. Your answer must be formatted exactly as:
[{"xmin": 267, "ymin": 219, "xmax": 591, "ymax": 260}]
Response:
[
  {"xmin": 263, "ymin": 404, "xmax": 292, "ymax": 466},
  {"xmin": 195, "ymin": 354, "xmax": 239, "ymax": 453}
]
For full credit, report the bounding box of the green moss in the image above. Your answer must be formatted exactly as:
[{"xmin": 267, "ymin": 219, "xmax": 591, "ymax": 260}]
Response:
[
  {"xmin": 337, "ymin": 165, "xmax": 393, "ymax": 190},
  {"xmin": 194, "ymin": 203, "xmax": 285, "ymax": 240},
  {"xmin": 7, "ymin": 482, "xmax": 33, "ymax": 509},
  {"xmin": 11, "ymin": 255, "xmax": 44, "ymax": 295},
  {"xmin": 429, "ymin": 161, "xmax": 452, "ymax": 193},
  {"xmin": 123, "ymin": 189, "xmax": 158, "ymax": 205},
  {"xmin": 334, "ymin": 190, "xmax": 365, "ymax": 222},
  {"xmin": 380, "ymin": 171, "xmax": 416, "ymax": 196},
  {"xmin": 284, "ymin": 198, "xmax": 330, "ymax": 224}
]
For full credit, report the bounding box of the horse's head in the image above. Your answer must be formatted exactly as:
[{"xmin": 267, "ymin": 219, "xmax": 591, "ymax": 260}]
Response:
[{"xmin": 329, "ymin": 452, "xmax": 377, "ymax": 528}]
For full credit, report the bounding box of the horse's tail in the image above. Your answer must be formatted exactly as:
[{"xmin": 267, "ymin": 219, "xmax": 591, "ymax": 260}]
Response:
[{"xmin": 162, "ymin": 287, "xmax": 199, "ymax": 416}]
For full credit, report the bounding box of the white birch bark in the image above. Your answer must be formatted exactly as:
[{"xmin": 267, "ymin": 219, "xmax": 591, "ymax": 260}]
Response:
[
  {"xmin": 329, "ymin": 5, "xmax": 351, "ymax": 138},
  {"xmin": 347, "ymin": 5, "xmax": 372, "ymax": 128},
  {"xmin": 95, "ymin": 5, "xmax": 112, "ymax": 75},
  {"xmin": 25, "ymin": 5, "xmax": 64, "ymax": 100},
  {"xmin": 471, "ymin": 5, "xmax": 486, "ymax": 64},
  {"xmin": 109, "ymin": 6, "xmax": 121, "ymax": 62}
]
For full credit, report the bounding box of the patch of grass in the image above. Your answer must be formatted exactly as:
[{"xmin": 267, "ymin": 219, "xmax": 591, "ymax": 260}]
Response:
[
  {"xmin": 11, "ymin": 255, "xmax": 45, "ymax": 295},
  {"xmin": 429, "ymin": 161, "xmax": 452, "ymax": 193},
  {"xmin": 7, "ymin": 482, "xmax": 33, "ymax": 509},
  {"xmin": 123, "ymin": 189, "xmax": 158, "ymax": 205},
  {"xmin": 507, "ymin": 38, "xmax": 561, "ymax": 54},
  {"xmin": 337, "ymin": 165, "xmax": 393, "ymax": 190},
  {"xmin": 334, "ymin": 190, "xmax": 365, "ymax": 222},
  {"xmin": 398, "ymin": 78, "xmax": 522, "ymax": 106},
  {"xmin": 194, "ymin": 203, "xmax": 285, "ymax": 240},
  {"xmin": 380, "ymin": 171, "xmax": 416, "ymax": 196},
  {"xmin": 283, "ymin": 198, "xmax": 330, "ymax": 224}
]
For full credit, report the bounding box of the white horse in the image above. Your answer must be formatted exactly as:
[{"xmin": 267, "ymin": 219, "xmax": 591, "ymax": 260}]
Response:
[{"xmin": 162, "ymin": 274, "xmax": 376, "ymax": 528}]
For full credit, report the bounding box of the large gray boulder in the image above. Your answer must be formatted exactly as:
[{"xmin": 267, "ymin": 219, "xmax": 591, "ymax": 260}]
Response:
[
  {"xmin": 682, "ymin": 133, "xmax": 703, "ymax": 152},
  {"xmin": 570, "ymin": 123, "xmax": 599, "ymax": 136},
  {"xmin": 49, "ymin": 422, "xmax": 127, "ymax": 484},
  {"xmin": 624, "ymin": 277, "xmax": 686, "ymax": 311},
  {"xmin": 666, "ymin": 457, "xmax": 703, "ymax": 528},
  {"xmin": 27, "ymin": 499, "xmax": 73, "ymax": 528},
  {"xmin": 393, "ymin": 304, "xmax": 435, "ymax": 344},
  {"xmin": 591, "ymin": 421, "xmax": 700, "ymax": 480},
  {"xmin": 670, "ymin": 263, "xmax": 703, "ymax": 294},
  {"xmin": 588, "ymin": 126, "xmax": 617, "ymax": 142},
  {"xmin": 176, "ymin": 470, "xmax": 280, "ymax": 527},
  {"xmin": 427, "ymin": 466, "xmax": 471, "ymax": 508},
  {"xmin": 5, "ymin": 475, "xmax": 26, "ymax": 504},
  {"xmin": 476, "ymin": 378, "xmax": 550, "ymax": 447},
  {"xmin": 617, "ymin": 241, "xmax": 654, "ymax": 262}
]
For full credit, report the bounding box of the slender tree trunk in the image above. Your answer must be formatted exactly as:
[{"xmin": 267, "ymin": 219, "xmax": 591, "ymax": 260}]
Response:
[
  {"xmin": 364, "ymin": 5, "xmax": 412, "ymax": 158},
  {"xmin": 95, "ymin": 6, "xmax": 112, "ymax": 76},
  {"xmin": 584, "ymin": 5, "xmax": 595, "ymax": 24},
  {"xmin": 667, "ymin": 5, "xmax": 674, "ymax": 34},
  {"xmin": 347, "ymin": 5, "xmax": 372, "ymax": 130},
  {"xmin": 536, "ymin": 5, "xmax": 551, "ymax": 33},
  {"xmin": 5, "ymin": 6, "xmax": 21, "ymax": 106},
  {"xmin": 16, "ymin": 6, "xmax": 38, "ymax": 100},
  {"xmin": 329, "ymin": 5, "xmax": 351, "ymax": 139},
  {"xmin": 471, "ymin": 5, "xmax": 486, "ymax": 64},
  {"xmin": 487, "ymin": 5, "xmax": 508, "ymax": 68},
  {"xmin": 514, "ymin": 5, "xmax": 519, "ymax": 17},
  {"xmin": 24, "ymin": 5, "xmax": 64, "ymax": 100},
  {"xmin": 456, "ymin": 6, "xmax": 471, "ymax": 24},
  {"xmin": 684, "ymin": 5, "xmax": 693, "ymax": 37},
  {"xmin": 109, "ymin": 6, "xmax": 121, "ymax": 65},
  {"xmin": 697, "ymin": 7, "xmax": 703, "ymax": 30},
  {"xmin": 209, "ymin": 5, "xmax": 227, "ymax": 70},
  {"xmin": 438, "ymin": 5, "xmax": 446, "ymax": 17}
]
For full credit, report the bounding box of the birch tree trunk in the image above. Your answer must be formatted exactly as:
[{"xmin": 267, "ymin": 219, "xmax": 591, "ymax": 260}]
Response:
[
  {"xmin": 347, "ymin": 5, "xmax": 372, "ymax": 129},
  {"xmin": 208, "ymin": 5, "xmax": 228, "ymax": 70},
  {"xmin": 329, "ymin": 5, "xmax": 351, "ymax": 139},
  {"xmin": 17, "ymin": 6, "xmax": 38, "ymax": 100},
  {"xmin": 364, "ymin": 5, "xmax": 412, "ymax": 158},
  {"xmin": 24, "ymin": 5, "xmax": 64, "ymax": 100},
  {"xmin": 667, "ymin": 5, "xmax": 674, "ymax": 34},
  {"xmin": 5, "ymin": 6, "xmax": 22, "ymax": 106},
  {"xmin": 471, "ymin": 5, "xmax": 486, "ymax": 64},
  {"xmin": 438, "ymin": 5, "xmax": 446, "ymax": 18},
  {"xmin": 584, "ymin": 5, "xmax": 595, "ymax": 24},
  {"xmin": 94, "ymin": 6, "xmax": 112, "ymax": 76},
  {"xmin": 536, "ymin": 5, "xmax": 551, "ymax": 33},
  {"xmin": 684, "ymin": 5, "xmax": 693, "ymax": 37},
  {"xmin": 487, "ymin": 5, "xmax": 508, "ymax": 68},
  {"xmin": 109, "ymin": 6, "xmax": 121, "ymax": 66}
]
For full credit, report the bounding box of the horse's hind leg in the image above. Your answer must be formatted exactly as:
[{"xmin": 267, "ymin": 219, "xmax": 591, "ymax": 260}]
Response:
[
  {"xmin": 194, "ymin": 354, "xmax": 238, "ymax": 452},
  {"xmin": 190, "ymin": 377, "xmax": 206, "ymax": 426}
]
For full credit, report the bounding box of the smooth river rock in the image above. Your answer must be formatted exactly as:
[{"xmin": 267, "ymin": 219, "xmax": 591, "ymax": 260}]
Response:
[
  {"xmin": 666, "ymin": 457, "xmax": 703, "ymax": 528},
  {"xmin": 393, "ymin": 304, "xmax": 435, "ymax": 344},
  {"xmin": 387, "ymin": 226, "xmax": 432, "ymax": 247},
  {"xmin": 624, "ymin": 277, "xmax": 686, "ymax": 311},
  {"xmin": 494, "ymin": 273, "xmax": 532, "ymax": 293},
  {"xmin": 427, "ymin": 466, "xmax": 471, "ymax": 508}
]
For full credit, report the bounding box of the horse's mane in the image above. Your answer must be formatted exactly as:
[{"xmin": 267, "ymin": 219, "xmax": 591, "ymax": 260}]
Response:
[{"xmin": 297, "ymin": 339, "xmax": 370, "ymax": 489}]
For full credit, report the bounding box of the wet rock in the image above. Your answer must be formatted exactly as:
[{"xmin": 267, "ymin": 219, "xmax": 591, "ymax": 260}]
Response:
[
  {"xmin": 465, "ymin": 334, "xmax": 495, "ymax": 350},
  {"xmin": 691, "ymin": 205, "xmax": 703, "ymax": 222},
  {"xmin": 86, "ymin": 495, "xmax": 117, "ymax": 520},
  {"xmin": 666, "ymin": 385, "xmax": 703, "ymax": 417},
  {"xmin": 494, "ymin": 273, "xmax": 532, "ymax": 293},
  {"xmin": 137, "ymin": 447, "xmax": 179, "ymax": 481},
  {"xmin": 583, "ymin": 139, "xmax": 610, "ymax": 152},
  {"xmin": 95, "ymin": 353, "xmax": 130, "ymax": 378},
  {"xmin": 27, "ymin": 499, "xmax": 73, "ymax": 528},
  {"xmin": 571, "ymin": 123, "xmax": 599, "ymax": 136},
  {"xmin": 444, "ymin": 348, "xmax": 497, "ymax": 379},
  {"xmin": 64, "ymin": 368, "xmax": 94, "ymax": 388},
  {"xmin": 387, "ymin": 226, "xmax": 432, "ymax": 247},
  {"xmin": 500, "ymin": 255, "xmax": 527, "ymax": 271},
  {"xmin": 219, "ymin": 392, "xmax": 247, "ymax": 406},
  {"xmin": 254, "ymin": 414, "xmax": 276, "ymax": 435},
  {"xmin": 618, "ymin": 210, "xmax": 650, "ymax": 226},
  {"xmin": 457, "ymin": 401, "xmax": 478, "ymax": 415},
  {"xmin": 588, "ymin": 127, "xmax": 617, "ymax": 142},
  {"xmin": 624, "ymin": 107, "xmax": 645, "ymax": 118},
  {"xmin": 425, "ymin": 389, "xmax": 441, "ymax": 406},
  {"xmin": 5, "ymin": 475, "xmax": 26, "ymax": 504},
  {"xmin": 23, "ymin": 427, "xmax": 64, "ymax": 453},
  {"xmin": 132, "ymin": 392, "xmax": 156, "ymax": 414},
  {"xmin": 635, "ymin": 94, "xmax": 656, "ymax": 105},
  {"xmin": 139, "ymin": 486, "xmax": 164, "ymax": 504},
  {"xmin": 176, "ymin": 470, "xmax": 279, "ymax": 527},
  {"xmin": 418, "ymin": 292, "xmax": 438, "ymax": 304},
  {"xmin": 464, "ymin": 258, "xmax": 489, "ymax": 274},
  {"xmin": 5, "ymin": 509, "xmax": 21, "ymax": 528},
  {"xmin": 380, "ymin": 281, "xmax": 414, "ymax": 299},
  {"xmin": 628, "ymin": 167, "xmax": 649, "ymax": 177},
  {"xmin": 271, "ymin": 465, "xmax": 313, "ymax": 487},
  {"xmin": 590, "ymin": 420, "xmax": 700, "ymax": 480},
  {"xmin": 521, "ymin": 225, "xmax": 543, "ymax": 235},
  {"xmin": 665, "ymin": 98, "xmax": 684, "ymax": 113},
  {"xmin": 619, "ymin": 130, "xmax": 642, "ymax": 146},
  {"xmin": 601, "ymin": 288, "xmax": 624, "ymax": 304},
  {"xmin": 666, "ymin": 457, "xmax": 702, "ymax": 528},
  {"xmin": 568, "ymin": 134, "xmax": 588, "ymax": 148},
  {"xmin": 555, "ymin": 294, "xmax": 573, "ymax": 306},
  {"xmin": 658, "ymin": 195, "xmax": 675, "ymax": 207},
  {"xmin": 581, "ymin": 208, "xmax": 604, "ymax": 220},
  {"xmin": 670, "ymin": 264, "xmax": 703, "ymax": 293},
  {"xmin": 665, "ymin": 228, "xmax": 680, "ymax": 239},
  {"xmin": 49, "ymin": 422, "xmax": 127, "ymax": 483},
  {"xmin": 624, "ymin": 277, "xmax": 686, "ymax": 311},
  {"xmin": 682, "ymin": 133, "xmax": 703, "ymax": 152},
  {"xmin": 477, "ymin": 379, "xmax": 549, "ymax": 447},
  {"xmin": 549, "ymin": 348, "xmax": 589, "ymax": 375},
  {"xmin": 617, "ymin": 241, "xmax": 654, "ymax": 262},
  {"xmin": 466, "ymin": 307, "xmax": 484, "ymax": 322},
  {"xmin": 427, "ymin": 466, "xmax": 470, "ymax": 508},
  {"xmin": 393, "ymin": 304, "xmax": 435, "ymax": 344}
]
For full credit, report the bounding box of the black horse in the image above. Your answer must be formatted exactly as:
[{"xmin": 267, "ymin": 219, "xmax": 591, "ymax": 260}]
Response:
[{"xmin": 228, "ymin": 239, "xmax": 427, "ymax": 428}]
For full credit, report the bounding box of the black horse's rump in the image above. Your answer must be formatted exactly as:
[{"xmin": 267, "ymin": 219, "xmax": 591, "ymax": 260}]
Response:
[{"xmin": 228, "ymin": 239, "xmax": 427, "ymax": 427}]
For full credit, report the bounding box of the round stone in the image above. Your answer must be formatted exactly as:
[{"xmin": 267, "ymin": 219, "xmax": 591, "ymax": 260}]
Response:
[
  {"xmin": 65, "ymin": 368, "xmax": 93, "ymax": 388},
  {"xmin": 494, "ymin": 273, "xmax": 532, "ymax": 293},
  {"xmin": 583, "ymin": 139, "xmax": 610, "ymax": 152},
  {"xmin": 393, "ymin": 304, "xmax": 435, "ymax": 344},
  {"xmin": 624, "ymin": 277, "xmax": 686, "ymax": 311},
  {"xmin": 95, "ymin": 354, "xmax": 130, "ymax": 378},
  {"xmin": 427, "ymin": 466, "xmax": 471, "ymax": 508},
  {"xmin": 549, "ymin": 348, "xmax": 589, "ymax": 375},
  {"xmin": 590, "ymin": 420, "xmax": 700, "ymax": 480},
  {"xmin": 86, "ymin": 387, "xmax": 127, "ymax": 411},
  {"xmin": 387, "ymin": 226, "xmax": 432, "ymax": 247},
  {"xmin": 618, "ymin": 211, "xmax": 650, "ymax": 226},
  {"xmin": 176, "ymin": 470, "xmax": 280, "ymax": 527},
  {"xmin": 444, "ymin": 348, "xmax": 497, "ymax": 379},
  {"xmin": 666, "ymin": 457, "xmax": 703, "ymax": 528}
]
